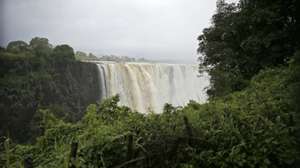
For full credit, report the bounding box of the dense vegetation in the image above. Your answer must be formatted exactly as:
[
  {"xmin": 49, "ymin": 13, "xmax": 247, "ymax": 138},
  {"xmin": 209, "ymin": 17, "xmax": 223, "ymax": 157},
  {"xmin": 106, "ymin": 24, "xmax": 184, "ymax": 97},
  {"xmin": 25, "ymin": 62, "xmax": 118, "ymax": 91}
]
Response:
[
  {"xmin": 196, "ymin": 0, "xmax": 300, "ymax": 165},
  {"xmin": 197, "ymin": 0, "xmax": 297, "ymax": 97},
  {"xmin": 0, "ymin": 37, "xmax": 101, "ymax": 143},
  {"xmin": 1, "ymin": 0, "xmax": 300, "ymax": 167},
  {"xmin": 1, "ymin": 66, "xmax": 298, "ymax": 167}
]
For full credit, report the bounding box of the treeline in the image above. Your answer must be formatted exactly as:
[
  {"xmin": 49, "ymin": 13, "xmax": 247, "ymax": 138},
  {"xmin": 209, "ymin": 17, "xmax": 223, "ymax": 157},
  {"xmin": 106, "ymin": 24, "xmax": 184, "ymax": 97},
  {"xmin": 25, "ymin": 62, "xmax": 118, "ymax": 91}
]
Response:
[
  {"xmin": 0, "ymin": 37, "xmax": 100, "ymax": 143},
  {"xmin": 75, "ymin": 51, "xmax": 152, "ymax": 63}
]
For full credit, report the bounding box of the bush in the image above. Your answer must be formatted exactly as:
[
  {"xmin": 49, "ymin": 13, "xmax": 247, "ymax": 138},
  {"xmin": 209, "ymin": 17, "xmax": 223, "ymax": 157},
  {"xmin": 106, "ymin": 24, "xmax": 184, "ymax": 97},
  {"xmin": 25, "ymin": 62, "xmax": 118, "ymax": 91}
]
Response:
[{"xmin": 2, "ymin": 67, "xmax": 298, "ymax": 168}]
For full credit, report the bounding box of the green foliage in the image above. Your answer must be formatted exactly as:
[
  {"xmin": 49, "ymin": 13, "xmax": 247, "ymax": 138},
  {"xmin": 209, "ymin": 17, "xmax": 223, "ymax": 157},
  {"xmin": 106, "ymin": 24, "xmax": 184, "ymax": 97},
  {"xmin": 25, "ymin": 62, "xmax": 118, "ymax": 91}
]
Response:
[
  {"xmin": 198, "ymin": 0, "xmax": 297, "ymax": 98},
  {"xmin": 52, "ymin": 45, "xmax": 75, "ymax": 63},
  {"xmin": 289, "ymin": 50, "xmax": 300, "ymax": 162},
  {"xmin": 0, "ymin": 37, "xmax": 83, "ymax": 143},
  {"xmin": 6, "ymin": 41, "xmax": 30, "ymax": 53},
  {"xmin": 290, "ymin": 51, "xmax": 300, "ymax": 117},
  {"xmin": 29, "ymin": 37, "xmax": 52, "ymax": 58},
  {"xmin": 183, "ymin": 67, "xmax": 298, "ymax": 167},
  {"xmin": 2, "ymin": 67, "xmax": 298, "ymax": 167},
  {"xmin": 196, "ymin": 1, "xmax": 299, "ymax": 164}
]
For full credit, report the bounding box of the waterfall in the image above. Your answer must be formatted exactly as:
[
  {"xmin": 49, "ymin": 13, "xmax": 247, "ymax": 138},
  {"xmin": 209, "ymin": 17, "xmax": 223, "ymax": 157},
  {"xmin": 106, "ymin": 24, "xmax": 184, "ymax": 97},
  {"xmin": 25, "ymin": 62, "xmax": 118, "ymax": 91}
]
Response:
[{"xmin": 97, "ymin": 62, "xmax": 209, "ymax": 113}]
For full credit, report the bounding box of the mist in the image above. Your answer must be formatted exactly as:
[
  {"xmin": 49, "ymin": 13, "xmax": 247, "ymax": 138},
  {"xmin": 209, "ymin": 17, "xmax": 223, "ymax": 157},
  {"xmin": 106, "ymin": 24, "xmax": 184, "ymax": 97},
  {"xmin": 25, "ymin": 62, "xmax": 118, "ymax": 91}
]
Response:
[{"xmin": 0, "ymin": 0, "xmax": 220, "ymax": 62}]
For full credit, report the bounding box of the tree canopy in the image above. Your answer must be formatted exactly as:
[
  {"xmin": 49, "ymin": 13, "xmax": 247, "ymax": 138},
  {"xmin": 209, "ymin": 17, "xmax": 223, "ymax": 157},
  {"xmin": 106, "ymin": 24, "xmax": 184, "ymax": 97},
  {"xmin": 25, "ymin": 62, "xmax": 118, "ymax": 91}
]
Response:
[
  {"xmin": 0, "ymin": 37, "xmax": 78, "ymax": 142},
  {"xmin": 52, "ymin": 44, "xmax": 75, "ymax": 63},
  {"xmin": 198, "ymin": 0, "xmax": 297, "ymax": 97},
  {"xmin": 6, "ymin": 41, "xmax": 30, "ymax": 53}
]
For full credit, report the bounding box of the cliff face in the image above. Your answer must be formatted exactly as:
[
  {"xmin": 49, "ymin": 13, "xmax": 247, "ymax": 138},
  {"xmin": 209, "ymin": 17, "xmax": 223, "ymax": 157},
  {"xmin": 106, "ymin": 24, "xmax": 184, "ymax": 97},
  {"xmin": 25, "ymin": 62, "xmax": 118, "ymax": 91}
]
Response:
[
  {"xmin": 0, "ymin": 61, "xmax": 101, "ymax": 142},
  {"xmin": 42, "ymin": 62, "xmax": 101, "ymax": 120}
]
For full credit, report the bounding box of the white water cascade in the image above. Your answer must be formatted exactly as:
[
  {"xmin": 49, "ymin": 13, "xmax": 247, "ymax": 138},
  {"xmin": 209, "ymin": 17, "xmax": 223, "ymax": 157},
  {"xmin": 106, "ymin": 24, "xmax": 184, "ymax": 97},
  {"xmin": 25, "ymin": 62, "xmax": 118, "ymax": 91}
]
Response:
[{"xmin": 96, "ymin": 62, "xmax": 209, "ymax": 113}]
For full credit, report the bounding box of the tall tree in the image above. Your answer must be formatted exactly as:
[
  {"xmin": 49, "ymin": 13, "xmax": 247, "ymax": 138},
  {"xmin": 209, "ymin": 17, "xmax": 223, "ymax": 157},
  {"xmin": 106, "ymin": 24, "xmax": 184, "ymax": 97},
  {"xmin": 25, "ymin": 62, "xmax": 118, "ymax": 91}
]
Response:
[
  {"xmin": 198, "ymin": 0, "xmax": 297, "ymax": 98},
  {"xmin": 29, "ymin": 37, "xmax": 52, "ymax": 57},
  {"xmin": 51, "ymin": 45, "xmax": 75, "ymax": 63}
]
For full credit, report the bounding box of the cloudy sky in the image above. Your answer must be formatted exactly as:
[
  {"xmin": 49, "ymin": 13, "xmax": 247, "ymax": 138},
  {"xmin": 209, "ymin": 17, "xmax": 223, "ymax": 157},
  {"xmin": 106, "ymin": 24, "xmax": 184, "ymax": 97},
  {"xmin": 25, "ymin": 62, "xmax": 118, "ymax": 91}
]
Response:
[{"xmin": 0, "ymin": 0, "xmax": 230, "ymax": 62}]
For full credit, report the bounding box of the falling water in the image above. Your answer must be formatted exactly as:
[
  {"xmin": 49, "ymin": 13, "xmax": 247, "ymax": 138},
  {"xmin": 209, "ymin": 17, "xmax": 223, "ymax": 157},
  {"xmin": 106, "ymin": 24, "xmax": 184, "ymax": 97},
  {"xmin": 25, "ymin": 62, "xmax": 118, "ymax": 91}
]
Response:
[{"xmin": 96, "ymin": 62, "xmax": 209, "ymax": 113}]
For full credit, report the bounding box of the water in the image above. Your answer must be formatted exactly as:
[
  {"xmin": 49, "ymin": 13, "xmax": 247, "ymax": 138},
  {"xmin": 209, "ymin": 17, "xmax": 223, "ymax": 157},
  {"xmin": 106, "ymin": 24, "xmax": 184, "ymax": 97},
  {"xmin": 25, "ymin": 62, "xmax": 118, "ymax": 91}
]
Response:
[{"xmin": 97, "ymin": 62, "xmax": 209, "ymax": 113}]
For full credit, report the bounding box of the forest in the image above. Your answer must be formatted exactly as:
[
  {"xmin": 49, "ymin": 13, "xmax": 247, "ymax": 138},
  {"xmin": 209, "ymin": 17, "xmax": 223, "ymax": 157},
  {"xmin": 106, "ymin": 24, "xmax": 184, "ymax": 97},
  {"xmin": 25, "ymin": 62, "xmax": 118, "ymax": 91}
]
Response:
[{"xmin": 1, "ymin": 0, "xmax": 300, "ymax": 167}]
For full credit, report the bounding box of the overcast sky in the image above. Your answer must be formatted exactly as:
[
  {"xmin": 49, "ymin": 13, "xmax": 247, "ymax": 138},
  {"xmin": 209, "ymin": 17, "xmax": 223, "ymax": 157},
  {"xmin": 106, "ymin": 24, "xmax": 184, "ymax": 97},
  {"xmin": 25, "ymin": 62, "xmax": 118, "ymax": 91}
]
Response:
[{"xmin": 0, "ymin": 0, "xmax": 232, "ymax": 62}]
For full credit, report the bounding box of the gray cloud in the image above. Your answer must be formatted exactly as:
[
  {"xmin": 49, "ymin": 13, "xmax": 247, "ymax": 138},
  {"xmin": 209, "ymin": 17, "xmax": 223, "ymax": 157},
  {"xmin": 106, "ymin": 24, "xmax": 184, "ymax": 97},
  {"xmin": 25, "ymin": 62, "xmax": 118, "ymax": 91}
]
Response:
[{"xmin": 0, "ymin": 0, "xmax": 220, "ymax": 62}]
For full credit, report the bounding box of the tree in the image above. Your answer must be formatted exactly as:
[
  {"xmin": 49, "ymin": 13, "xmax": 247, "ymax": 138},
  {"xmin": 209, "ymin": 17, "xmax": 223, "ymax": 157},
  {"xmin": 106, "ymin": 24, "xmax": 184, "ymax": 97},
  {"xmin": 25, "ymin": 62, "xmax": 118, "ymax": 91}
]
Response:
[
  {"xmin": 29, "ymin": 37, "xmax": 52, "ymax": 57},
  {"xmin": 51, "ymin": 45, "xmax": 75, "ymax": 63},
  {"xmin": 6, "ymin": 41, "xmax": 30, "ymax": 53},
  {"xmin": 198, "ymin": 0, "xmax": 297, "ymax": 98}
]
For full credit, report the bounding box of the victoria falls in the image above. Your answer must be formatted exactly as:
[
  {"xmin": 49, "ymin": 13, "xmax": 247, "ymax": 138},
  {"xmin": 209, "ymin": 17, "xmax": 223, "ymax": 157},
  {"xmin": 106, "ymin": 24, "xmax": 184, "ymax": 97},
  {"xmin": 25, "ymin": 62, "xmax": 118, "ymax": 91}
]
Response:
[
  {"xmin": 0, "ymin": 0, "xmax": 299, "ymax": 167},
  {"xmin": 96, "ymin": 62, "xmax": 208, "ymax": 113}
]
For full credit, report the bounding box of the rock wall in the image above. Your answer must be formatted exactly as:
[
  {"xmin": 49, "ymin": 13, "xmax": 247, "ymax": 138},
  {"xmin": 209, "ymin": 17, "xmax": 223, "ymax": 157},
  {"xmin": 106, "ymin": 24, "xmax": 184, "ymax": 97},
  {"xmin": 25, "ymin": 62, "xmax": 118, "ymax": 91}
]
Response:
[
  {"xmin": 42, "ymin": 61, "xmax": 101, "ymax": 120},
  {"xmin": 0, "ymin": 61, "xmax": 101, "ymax": 142}
]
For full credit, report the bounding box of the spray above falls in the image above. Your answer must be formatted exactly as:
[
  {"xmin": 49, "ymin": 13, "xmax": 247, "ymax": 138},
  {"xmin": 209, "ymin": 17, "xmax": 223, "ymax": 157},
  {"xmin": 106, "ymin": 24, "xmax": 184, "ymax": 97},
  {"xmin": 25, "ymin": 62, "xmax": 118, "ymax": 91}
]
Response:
[{"xmin": 97, "ymin": 62, "xmax": 209, "ymax": 113}]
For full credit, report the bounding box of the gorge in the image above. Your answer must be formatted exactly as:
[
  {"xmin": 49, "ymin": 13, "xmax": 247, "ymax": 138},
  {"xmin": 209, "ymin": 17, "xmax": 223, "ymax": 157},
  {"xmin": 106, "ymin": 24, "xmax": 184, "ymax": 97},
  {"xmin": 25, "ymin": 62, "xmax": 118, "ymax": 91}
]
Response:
[{"xmin": 1, "ymin": 57, "xmax": 209, "ymax": 142}]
